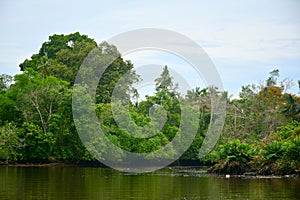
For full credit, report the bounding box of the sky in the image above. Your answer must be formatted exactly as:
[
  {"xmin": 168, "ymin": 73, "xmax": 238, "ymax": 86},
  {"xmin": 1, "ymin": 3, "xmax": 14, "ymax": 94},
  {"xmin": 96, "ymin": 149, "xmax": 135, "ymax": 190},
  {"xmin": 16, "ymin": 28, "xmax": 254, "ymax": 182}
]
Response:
[{"xmin": 0, "ymin": 0, "xmax": 299, "ymax": 97}]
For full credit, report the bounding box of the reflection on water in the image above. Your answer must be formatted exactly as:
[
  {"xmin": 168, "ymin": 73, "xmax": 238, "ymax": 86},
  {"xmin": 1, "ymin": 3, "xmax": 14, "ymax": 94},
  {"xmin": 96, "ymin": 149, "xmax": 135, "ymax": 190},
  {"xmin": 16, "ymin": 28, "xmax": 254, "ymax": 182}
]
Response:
[{"xmin": 0, "ymin": 166, "xmax": 299, "ymax": 199}]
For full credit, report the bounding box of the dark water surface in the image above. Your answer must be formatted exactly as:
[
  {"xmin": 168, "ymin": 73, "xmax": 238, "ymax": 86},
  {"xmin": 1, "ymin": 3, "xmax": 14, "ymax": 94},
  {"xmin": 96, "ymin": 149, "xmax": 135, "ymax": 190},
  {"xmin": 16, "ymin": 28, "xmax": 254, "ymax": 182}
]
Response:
[{"xmin": 0, "ymin": 166, "xmax": 299, "ymax": 199}]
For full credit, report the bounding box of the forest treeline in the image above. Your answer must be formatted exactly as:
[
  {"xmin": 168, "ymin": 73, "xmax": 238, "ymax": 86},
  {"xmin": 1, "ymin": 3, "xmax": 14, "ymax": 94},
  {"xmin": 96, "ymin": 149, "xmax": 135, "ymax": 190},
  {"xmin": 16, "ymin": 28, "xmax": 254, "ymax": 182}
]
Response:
[{"xmin": 0, "ymin": 32, "xmax": 299, "ymax": 175}]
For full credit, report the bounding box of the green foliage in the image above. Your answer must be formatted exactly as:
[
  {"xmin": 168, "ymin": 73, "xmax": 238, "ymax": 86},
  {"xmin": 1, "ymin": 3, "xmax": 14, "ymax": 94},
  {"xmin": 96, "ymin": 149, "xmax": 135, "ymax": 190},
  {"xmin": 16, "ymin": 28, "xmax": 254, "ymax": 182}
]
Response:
[
  {"xmin": 214, "ymin": 139, "xmax": 257, "ymax": 164},
  {"xmin": 282, "ymin": 94, "xmax": 300, "ymax": 121},
  {"xmin": 180, "ymin": 134, "xmax": 203, "ymax": 161},
  {"xmin": 1, "ymin": 33, "xmax": 299, "ymax": 175},
  {"xmin": 12, "ymin": 69, "xmax": 69, "ymax": 134},
  {"xmin": 261, "ymin": 121, "xmax": 300, "ymax": 163},
  {"xmin": 261, "ymin": 141, "xmax": 283, "ymax": 160},
  {"xmin": 155, "ymin": 65, "xmax": 178, "ymax": 94},
  {"xmin": 20, "ymin": 122, "xmax": 55, "ymax": 160},
  {"xmin": 0, "ymin": 91, "xmax": 19, "ymax": 126},
  {"xmin": 96, "ymin": 56, "xmax": 138, "ymax": 103},
  {"xmin": 207, "ymin": 139, "xmax": 258, "ymax": 174},
  {"xmin": 275, "ymin": 121, "xmax": 300, "ymax": 139},
  {"xmin": 19, "ymin": 32, "xmax": 97, "ymax": 85},
  {"xmin": 0, "ymin": 123, "xmax": 21, "ymax": 161}
]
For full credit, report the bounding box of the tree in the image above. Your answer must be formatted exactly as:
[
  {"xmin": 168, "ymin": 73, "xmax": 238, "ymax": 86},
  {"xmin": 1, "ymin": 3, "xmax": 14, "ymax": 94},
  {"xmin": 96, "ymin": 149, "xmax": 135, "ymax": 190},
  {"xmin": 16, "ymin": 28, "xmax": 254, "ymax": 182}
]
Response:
[
  {"xmin": 2, "ymin": 31, "xmax": 300, "ymax": 170},
  {"xmin": 0, "ymin": 74, "xmax": 19, "ymax": 126},
  {"xmin": 266, "ymin": 69, "xmax": 279, "ymax": 87},
  {"xmin": 222, "ymin": 70, "xmax": 292, "ymax": 142},
  {"xmin": 155, "ymin": 65, "xmax": 178, "ymax": 96},
  {"xmin": 95, "ymin": 42, "xmax": 139, "ymax": 104},
  {"xmin": 13, "ymin": 69, "xmax": 69, "ymax": 135},
  {"xmin": 282, "ymin": 94, "xmax": 300, "ymax": 121},
  {"xmin": 0, "ymin": 92, "xmax": 18, "ymax": 126},
  {"xmin": 0, "ymin": 123, "xmax": 22, "ymax": 162},
  {"xmin": 19, "ymin": 32, "xmax": 97, "ymax": 84}
]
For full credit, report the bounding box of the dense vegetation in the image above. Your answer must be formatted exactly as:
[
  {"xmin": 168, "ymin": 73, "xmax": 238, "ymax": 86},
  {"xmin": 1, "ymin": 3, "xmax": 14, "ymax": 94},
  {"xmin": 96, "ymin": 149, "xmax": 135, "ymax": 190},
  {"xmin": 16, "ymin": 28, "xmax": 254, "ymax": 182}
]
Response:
[{"xmin": 0, "ymin": 33, "xmax": 299, "ymax": 175}]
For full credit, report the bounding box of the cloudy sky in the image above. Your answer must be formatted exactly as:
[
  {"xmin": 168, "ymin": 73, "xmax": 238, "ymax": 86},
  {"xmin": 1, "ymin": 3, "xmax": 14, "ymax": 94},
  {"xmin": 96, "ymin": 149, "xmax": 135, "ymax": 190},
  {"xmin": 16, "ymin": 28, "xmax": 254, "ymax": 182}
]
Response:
[{"xmin": 1, "ymin": 0, "xmax": 299, "ymax": 97}]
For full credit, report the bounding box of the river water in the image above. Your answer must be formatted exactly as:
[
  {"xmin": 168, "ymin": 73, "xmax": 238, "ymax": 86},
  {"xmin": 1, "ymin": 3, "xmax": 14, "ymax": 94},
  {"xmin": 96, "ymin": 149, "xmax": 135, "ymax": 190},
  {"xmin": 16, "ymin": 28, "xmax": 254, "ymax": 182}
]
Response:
[{"xmin": 0, "ymin": 166, "xmax": 299, "ymax": 199}]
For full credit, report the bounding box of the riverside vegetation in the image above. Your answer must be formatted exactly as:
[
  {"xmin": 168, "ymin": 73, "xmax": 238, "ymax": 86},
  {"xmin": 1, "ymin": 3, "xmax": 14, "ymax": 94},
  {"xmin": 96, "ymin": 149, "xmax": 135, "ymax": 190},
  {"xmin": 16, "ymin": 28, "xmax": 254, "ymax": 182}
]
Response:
[{"xmin": 0, "ymin": 33, "xmax": 299, "ymax": 175}]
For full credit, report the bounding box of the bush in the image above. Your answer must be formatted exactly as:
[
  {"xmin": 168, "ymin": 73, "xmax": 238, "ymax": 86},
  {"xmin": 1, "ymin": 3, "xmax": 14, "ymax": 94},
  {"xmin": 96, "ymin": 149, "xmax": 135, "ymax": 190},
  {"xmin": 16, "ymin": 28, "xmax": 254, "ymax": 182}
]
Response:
[
  {"xmin": 208, "ymin": 139, "xmax": 257, "ymax": 174},
  {"xmin": 257, "ymin": 122, "xmax": 300, "ymax": 175}
]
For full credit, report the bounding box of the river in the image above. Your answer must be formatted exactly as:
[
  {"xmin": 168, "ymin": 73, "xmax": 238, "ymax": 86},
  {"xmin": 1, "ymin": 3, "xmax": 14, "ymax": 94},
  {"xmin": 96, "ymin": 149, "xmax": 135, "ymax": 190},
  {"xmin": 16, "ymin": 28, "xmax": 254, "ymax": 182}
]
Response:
[{"xmin": 0, "ymin": 166, "xmax": 299, "ymax": 199}]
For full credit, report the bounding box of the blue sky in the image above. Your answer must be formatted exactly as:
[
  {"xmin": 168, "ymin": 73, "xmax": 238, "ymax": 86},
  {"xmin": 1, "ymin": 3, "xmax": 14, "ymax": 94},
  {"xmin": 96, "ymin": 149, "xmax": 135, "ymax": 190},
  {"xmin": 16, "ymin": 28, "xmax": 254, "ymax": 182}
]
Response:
[{"xmin": 1, "ymin": 0, "xmax": 299, "ymax": 97}]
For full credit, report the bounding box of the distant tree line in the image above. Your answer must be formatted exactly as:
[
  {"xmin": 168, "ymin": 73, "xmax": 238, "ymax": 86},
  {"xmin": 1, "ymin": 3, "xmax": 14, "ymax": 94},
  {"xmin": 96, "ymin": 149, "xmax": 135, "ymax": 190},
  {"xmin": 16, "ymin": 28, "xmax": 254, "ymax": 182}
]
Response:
[{"xmin": 0, "ymin": 33, "xmax": 299, "ymax": 174}]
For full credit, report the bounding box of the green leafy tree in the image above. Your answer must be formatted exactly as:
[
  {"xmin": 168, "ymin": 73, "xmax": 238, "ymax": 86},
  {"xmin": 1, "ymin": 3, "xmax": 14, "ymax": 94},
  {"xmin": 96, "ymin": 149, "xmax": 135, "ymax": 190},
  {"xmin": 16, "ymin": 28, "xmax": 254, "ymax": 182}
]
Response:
[
  {"xmin": 0, "ymin": 91, "xmax": 19, "ymax": 126},
  {"xmin": 13, "ymin": 69, "xmax": 69, "ymax": 134},
  {"xmin": 19, "ymin": 32, "xmax": 97, "ymax": 84},
  {"xmin": 155, "ymin": 65, "xmax": 178, "ymax": 97},
  {"xmin": 0, "ymin": 123, "xmax": 22, "ymax": 162},
  {"xmin": 96, "ymin": 42, "xmax": 139, "ymax": 103}
]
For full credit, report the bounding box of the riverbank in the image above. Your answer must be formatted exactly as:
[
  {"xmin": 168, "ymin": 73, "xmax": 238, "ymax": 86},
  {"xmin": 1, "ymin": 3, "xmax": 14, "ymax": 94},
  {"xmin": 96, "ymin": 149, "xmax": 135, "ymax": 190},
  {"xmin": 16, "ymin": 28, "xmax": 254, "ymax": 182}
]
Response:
[
  {"xmin": 1, "ymin": 161, "xmax": 300, "ymax": 178},
  {"xmin": 207, "ymin": 159, "xmax": 300, "ymax": 176},
  {"xmin": 0, "ymin": 160, "xmax": 105, "ymax": 168}
]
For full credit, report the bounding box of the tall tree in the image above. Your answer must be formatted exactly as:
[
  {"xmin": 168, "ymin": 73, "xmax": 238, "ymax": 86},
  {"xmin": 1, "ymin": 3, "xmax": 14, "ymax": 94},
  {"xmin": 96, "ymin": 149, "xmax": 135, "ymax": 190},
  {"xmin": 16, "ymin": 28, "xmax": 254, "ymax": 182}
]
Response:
[
  {"xmin": 19, "ymin": 32, "xmax": 97, "ymax": 84},
  {"xmin": 95, "ymin": 42, "xmax": 139, "ymax": 103},
  {"xmin": 155, "ymin": 65, "xmax": 178, "ymax": 95}
]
